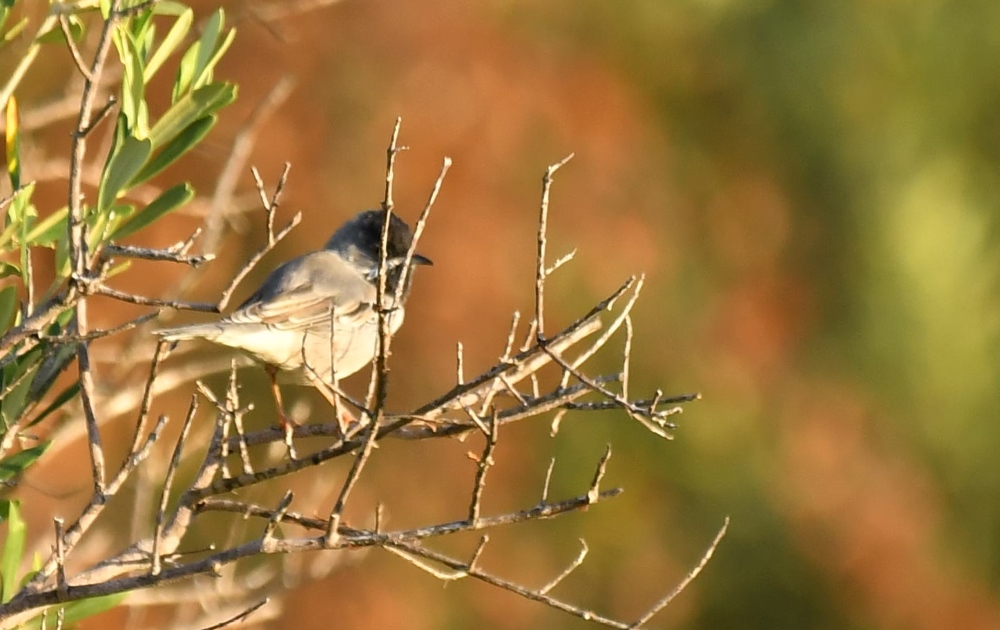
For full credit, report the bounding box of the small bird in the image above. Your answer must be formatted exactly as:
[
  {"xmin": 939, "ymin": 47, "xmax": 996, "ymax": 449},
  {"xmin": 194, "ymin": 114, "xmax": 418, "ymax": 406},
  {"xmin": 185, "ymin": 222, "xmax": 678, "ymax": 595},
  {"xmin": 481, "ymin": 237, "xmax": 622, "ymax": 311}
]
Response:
[{"xmin": 158, "ymin": 209, "xmax": 431, "ymax": 429}]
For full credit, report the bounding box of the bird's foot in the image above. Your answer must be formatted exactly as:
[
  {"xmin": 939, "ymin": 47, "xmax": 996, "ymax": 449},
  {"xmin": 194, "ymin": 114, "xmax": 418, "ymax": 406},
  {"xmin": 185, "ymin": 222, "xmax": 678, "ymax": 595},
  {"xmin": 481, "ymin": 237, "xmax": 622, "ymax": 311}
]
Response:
[{"xmin": 279, "ymin": 412, "xmax": 299, "ymax": 460}]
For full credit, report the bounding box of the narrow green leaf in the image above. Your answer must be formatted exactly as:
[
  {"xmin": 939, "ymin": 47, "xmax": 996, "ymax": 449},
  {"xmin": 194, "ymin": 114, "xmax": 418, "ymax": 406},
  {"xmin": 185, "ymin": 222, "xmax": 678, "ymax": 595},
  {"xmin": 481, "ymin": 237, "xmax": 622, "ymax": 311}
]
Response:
[
  {"xmin": 129, "ymin": 5, "xmax": 155, "ymax": 41},
  {"xmin": 0, "ymin": 360, "xmax": 38, "ymax": 428},
  {"xmin": 97, "ymin": 134, "xmax": 152, "ymax": 212},
  {"xmin": 86, "ymin": 208, "xmax": 111, "ymax": 252},
  {"xmin": 0, "ymin": 285, "xmax": 17, "ymax": 331},
  {"xmin": 190, "ymin": 11, "xmax": 235, "ymax": 91},
  {"xmin": 130, "ymin": 115, "xmax": 215, "ymax": 186},
  {"xmin": 153, "ymin": 1, "xmax": 189, "ymax": 17},
  {"xmin": 150, "ymin": 83, "xmax": 236, "ymax": 150},
  {"xmin": 0, "ymin": 443, "xmax": 49, "ymax": 486},
  {"xmin": 27, "ymin": 343, "xmax": 77, "ymax": 405},
  {"xmin": 193, "ymin": 26, "xmax": 235, "ymax": 90},
  {"xmin": 144, "ymin": 8, "xmax": 192, "ymax": 81},
  {"xmin": 4, "ymin": 182, "xmax": 33, "ymax": 235},
  {"xmin": 22, "ymin": 206, "xmax": 67, "ymax": 248},
  {"xmin": 28, "ymin": 382, "xmax": 79, "ymax": 428},
  {"xmin": 36, "ymin": 14, "xmax": 84, "ymax": 44},
  {"xmin": 0, "ymin": 500, "xmax": 26, "ymax": 603},
  {"xmin": 0, "ymin": 262, "xmax": 19, "ymax": 279},
  {"xmin": 190, "ymin": 9, "xmax": 223, "ymax": 88},
  {"xmin": 113, "ymin": 183, "xmax": 192, "ymax": 240},
  {"xmin": 5, "ymin": 94, "xmax": 20, "ymax": 190},
  {"xmin": 10, "ymin": 185, "xmax": 36, "ymax": 291},
  {"xmin": 0, "ymin": 1, "xmax": 11, "ymax": 35},
  {"xmin": 172, "ymin": 40, "xmax": 199, "ymax": 102},
  {"xmin": 104, "ymin": 203, "xmax": 136, "ymax": 239},
  {"xmin": 54, "ymin": 230, "xmax": 70, "ymax": 278},
  {"xmin": 1, "ymin": 16, "xmax": 27, "ymax": 43},
  {"xmin": 30, "ymin": 593, "xmax": 128, "ymax": 629},
  {"xmin": 113, "ymin": 27, "xmax": 149, "ymax": 138},
  {"xmin": 62, "ymin": 593, "xmax": 130, "ymax": 625}
]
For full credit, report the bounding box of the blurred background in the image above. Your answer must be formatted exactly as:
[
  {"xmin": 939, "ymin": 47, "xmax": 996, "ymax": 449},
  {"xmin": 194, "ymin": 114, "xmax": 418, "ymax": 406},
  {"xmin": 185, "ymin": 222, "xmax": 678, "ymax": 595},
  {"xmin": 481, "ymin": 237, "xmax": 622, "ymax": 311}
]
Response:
[{"xmin": 12, "ymin": 0, "xmax": 1000, "ymax": 628}]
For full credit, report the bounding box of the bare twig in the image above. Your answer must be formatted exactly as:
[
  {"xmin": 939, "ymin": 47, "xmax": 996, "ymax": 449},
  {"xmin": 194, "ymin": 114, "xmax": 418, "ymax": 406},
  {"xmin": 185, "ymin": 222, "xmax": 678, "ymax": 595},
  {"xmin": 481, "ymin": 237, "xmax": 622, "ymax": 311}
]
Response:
[
  {"xmin": 216, "ymin": 166, "xmax": 300, "ymax": 311},
  {"xmin": 205, "ymin": 80, "xmax": 295, "ymax": 253},
  {"xmin": 54, "ymin": 519, "xmax": 67, "ymax": 597},
  {"xmin": 90, "ymin": 284, "xmax": 218, "ymax": 312},
  {"xmin": 58, "ymin": 14, "xmax": 92, "ymax": 82},
  {"xmin": 196, "ymin": 598, "xmax": 268, "ymax": 630},
  {"xmin": 104, "ymin": 242, "xmax": 215, "ymax": 267},
  {"xmin": 153, "ymin": 396, "xmax": 198, "ymax": 576},
  {"xmin": 534, "ymin": 153, "xmax": 574, "ymax": 341},
  {"xmin": 628, "ymin": 518, "xmax": 730, "ymax": 628},
  {"xmin": 468, "ymin": 411, "xmax": 499, "ymax": 524},
  {"xmin": 539, "ymin": 539, "xmax": 588, "ymax": 595}
]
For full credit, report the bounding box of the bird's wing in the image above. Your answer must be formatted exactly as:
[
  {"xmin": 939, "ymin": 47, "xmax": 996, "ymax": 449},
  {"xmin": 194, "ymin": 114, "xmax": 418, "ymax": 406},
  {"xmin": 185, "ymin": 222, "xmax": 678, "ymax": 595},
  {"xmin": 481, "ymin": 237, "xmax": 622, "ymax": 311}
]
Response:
[{"xmin": 226, "ymin": 251, "xmax": 376, "ymax": 332}]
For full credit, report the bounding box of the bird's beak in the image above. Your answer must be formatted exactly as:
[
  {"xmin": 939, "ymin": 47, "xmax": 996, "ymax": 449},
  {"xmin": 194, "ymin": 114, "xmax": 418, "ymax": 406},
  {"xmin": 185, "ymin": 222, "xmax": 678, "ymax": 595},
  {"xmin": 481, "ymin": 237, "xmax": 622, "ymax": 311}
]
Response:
[{"xmin": 412, "ymin": 253, "xmax": 433, "ymax": 266}]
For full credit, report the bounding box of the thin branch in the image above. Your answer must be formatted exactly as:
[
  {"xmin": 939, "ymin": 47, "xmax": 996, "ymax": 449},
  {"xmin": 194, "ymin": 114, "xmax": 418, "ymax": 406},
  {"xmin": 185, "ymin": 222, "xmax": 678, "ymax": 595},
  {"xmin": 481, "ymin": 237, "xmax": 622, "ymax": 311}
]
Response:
[
  {"xmin": 104, "ymin": 243, "xmax": 215, "ymax": 267},
  {"xmin": 587, "ymin": 445, "xmax": 612, "ymax": 504},
  {"xmin": 539, "ymin": 539, "xmax": 588, "ymax": 595},
  {"xmin": 628, "ymin": 518, "xmax": 730, "ymax": 628},
  {"xmin": 468, "ymin": 411, "xmax": 499, "ymax": 524},
  {"xmin": 196, "ymin": 598, "xmax": 268, "ymax": 630},
  {"xmin": 58, "ymin": 14, "xmax": 92, "ymax": 82},
  {"xmin": 54, "ymin": 519, "xmax": 67, "ymax": 598},
  {"xmin": 40, "ymin": 312, "xmax": 160, "ymax": 343},
  {"xmin": 215, "ymin": 166, "xmax": 300, "ymax": 311},
  {"xmin": 124, "ymin": 341, "xmax": 166, "ymax": 460},
  {"xmin": 534, "ymin": 153, "xmax": 574, "ymax": 341},
  {"xmin": 153, "ymin": 396, "xmax": 198, "ymax": 576},
  {"xmin": 324, "ymin": 419, "xmax": 380, "ymax": 545},
  {"xmin": 90, "ymin": 283, "xmax": 218, "ymax": 312},
  {"xmin": 204, "ymin": 79, "xmax": 295, "ymax": 253},
  {"xmin": 262, "ymin": 492, "xmax": 294, "ymax": 542},
  {"xmin": 382, "ymin": 117, "xmax": 405, "ymax": 212}
]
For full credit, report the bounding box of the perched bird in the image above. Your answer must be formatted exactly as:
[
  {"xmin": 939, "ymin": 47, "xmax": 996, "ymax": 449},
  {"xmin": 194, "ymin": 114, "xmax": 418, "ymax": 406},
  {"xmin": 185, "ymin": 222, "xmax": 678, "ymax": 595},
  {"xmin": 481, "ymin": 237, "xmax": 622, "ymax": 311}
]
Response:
[{"xmin": 158, "ymin": 209, "xmax": 431, "ymax": 429}]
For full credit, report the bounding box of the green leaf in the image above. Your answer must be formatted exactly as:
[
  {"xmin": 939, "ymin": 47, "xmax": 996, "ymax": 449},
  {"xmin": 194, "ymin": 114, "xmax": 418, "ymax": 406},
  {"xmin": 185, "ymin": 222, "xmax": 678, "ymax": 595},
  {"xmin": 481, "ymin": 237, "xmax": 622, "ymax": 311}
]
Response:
[
  {"xmin": 0, "ymin": 443, "xmax": 49, "ymax": 486},
  {"xmin": 105, "ymin": 202, "xmax": 136, "ymax": 238},
  {"xmin": 97, "ymin": 133, "xmax": 152, "ymax": 212},
  {"xmin": 171, "ymin": 9, "xmax": 234, "ymax": 100},
  {"xmin": 113, "ymin": 27, "xmax": 149, "ymax": 138},
  {"xmin": 191, "ymin": 11, "xmax": 234, "ymax": 91},
  {"xmin": 28, "ymin": 592, "xmax": 129, "ymax": 628},
  {"xmin": 8, "ymin": 184, "xmax": 36, "ymax": 290},
  {"xmin": 3, "ymin": 182, "xmax": 34, "ymax": 237},
  {"xmin": 0, "ymin": 285, "xmax": 17, "ymax": 332},
  {"xmin": 27, "ymin": 343, "xmax": 77, "ymax": 405},
  {"xmin": 27, "ymin": 382, "xmax": 79, "ymax": 428},
  {"xmin": 0, "ymin": 500, "xmax": 26, "ymax": 603},
  {"xmin": 0, "ymin": 262, "xmax": 19, "ymax": 279},
  {"xmin": 150, "ymin": 83, "xmax": 235, "ymax": 150},
  {"xmin": 130, "ymin": 115, "xmax": 215, "ymax": 186},
  {"xmin": 153, "ymin": 1, "xmax": 189, "ymax": 17},
  {"xmin": 129, "ymin": 5, "xmax": 155, "ymax": 42},
  {"xmin": 0, "ymin": 353, "xmax": 40, "ymax": 428},
  {"xmin": 113, "ymin": 183, "xmax": 193, "ymax": 240},
  {"xmin": 56, "ymin": 593, "xmax": 129, "ymax": 626},
  {"xmin": 144, "ymin": 8, "xmax": 192, "ymax": 81},
  {"xmin": 0, "ymin": 1, "xmax": 11, "ymax": 35},
  {"xmin": 36, "ymin": 14, "xmax": 84, "ymax": 44},
  {"xmin": 5, "ymin": 94, "xmax": 19, "ymax": 190},
  {"xmin": 54, "ymin": 229, "xmax": 70, "ymax": 278},
  {"xmin": 1, "ymin": 16, "xmax": 27, "ymax": 43},
  {"xmin": 22, "ymin": 206, "xmax": 67, "ymax": 248}
]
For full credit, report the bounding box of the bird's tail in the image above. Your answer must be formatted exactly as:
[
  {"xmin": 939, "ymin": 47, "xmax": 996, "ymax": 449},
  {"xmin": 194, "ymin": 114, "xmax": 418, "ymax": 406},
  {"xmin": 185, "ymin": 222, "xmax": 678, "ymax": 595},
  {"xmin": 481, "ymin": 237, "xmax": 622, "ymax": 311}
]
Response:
[{"xmin": 156, "ymin": 322, "xmax": 225, "ymax": 342}]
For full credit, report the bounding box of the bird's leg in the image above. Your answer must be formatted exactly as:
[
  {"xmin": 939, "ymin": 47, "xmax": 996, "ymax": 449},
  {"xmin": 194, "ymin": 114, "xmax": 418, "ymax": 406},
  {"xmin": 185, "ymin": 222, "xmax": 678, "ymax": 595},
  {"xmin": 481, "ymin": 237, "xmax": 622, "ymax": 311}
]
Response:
[
  {"xmin": 304, "ymin": 371, "xmax": 359, "ymax": 436},
  {"xmin": 266, "ymin": 365, "xmax": 298, "ymax": 459}
]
